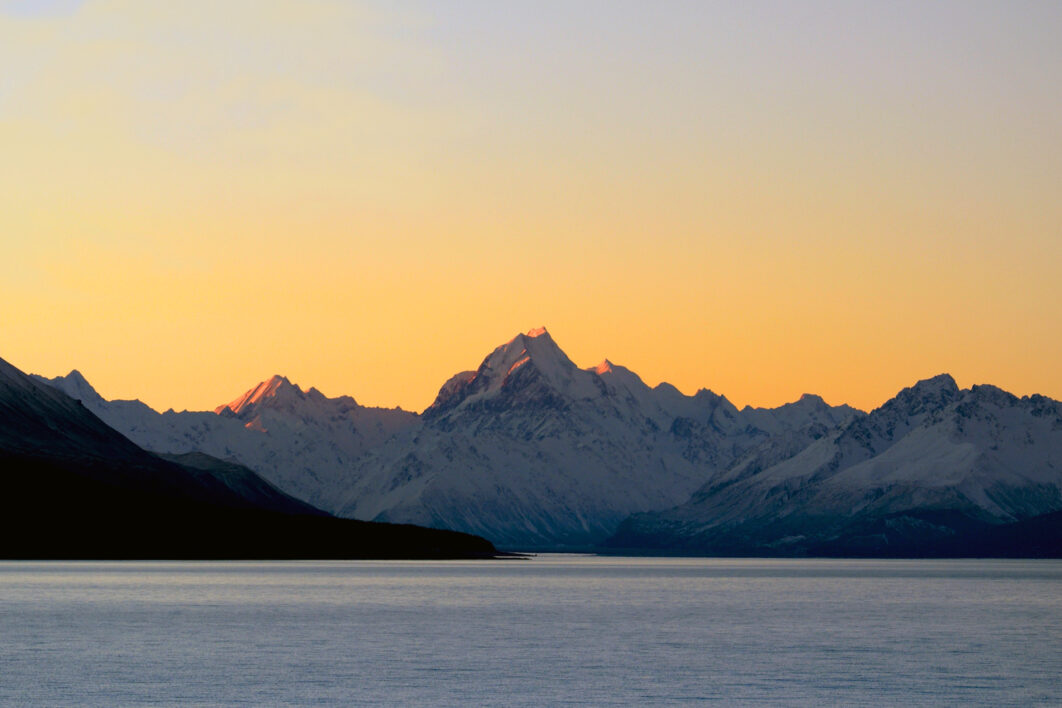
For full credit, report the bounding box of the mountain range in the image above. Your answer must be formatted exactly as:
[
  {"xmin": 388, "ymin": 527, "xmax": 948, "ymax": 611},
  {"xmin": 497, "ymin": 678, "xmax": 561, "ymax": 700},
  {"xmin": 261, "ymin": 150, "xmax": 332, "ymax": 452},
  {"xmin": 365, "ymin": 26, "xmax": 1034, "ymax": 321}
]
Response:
[{"xmin": 29, "ymin": 327, "xmax": 1062, "ymax": 555}]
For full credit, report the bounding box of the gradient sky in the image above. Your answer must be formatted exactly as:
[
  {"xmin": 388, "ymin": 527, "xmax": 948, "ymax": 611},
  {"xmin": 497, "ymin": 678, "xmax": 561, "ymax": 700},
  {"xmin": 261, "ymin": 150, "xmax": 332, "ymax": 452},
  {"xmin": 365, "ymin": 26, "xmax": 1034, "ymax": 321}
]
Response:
[{"xmin": 2, "ymin": 0, "xmax": 1060, "ymax": 413}]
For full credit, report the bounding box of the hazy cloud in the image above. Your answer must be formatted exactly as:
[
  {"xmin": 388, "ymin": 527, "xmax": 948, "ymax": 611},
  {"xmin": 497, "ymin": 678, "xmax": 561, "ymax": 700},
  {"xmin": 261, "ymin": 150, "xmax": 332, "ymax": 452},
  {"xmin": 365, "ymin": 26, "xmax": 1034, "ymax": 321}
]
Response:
[{"xmin": 0, "ymin": 0, "xmax": 83, "ymax": 17}]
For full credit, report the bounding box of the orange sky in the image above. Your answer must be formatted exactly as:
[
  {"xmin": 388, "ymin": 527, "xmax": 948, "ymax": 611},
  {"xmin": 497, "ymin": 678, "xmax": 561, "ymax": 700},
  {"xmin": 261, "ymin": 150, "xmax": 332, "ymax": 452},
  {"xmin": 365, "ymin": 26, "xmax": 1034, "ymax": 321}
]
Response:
[{"xmin": 2, "ymin": 1, "xmax": 1060, "ymax": 413}]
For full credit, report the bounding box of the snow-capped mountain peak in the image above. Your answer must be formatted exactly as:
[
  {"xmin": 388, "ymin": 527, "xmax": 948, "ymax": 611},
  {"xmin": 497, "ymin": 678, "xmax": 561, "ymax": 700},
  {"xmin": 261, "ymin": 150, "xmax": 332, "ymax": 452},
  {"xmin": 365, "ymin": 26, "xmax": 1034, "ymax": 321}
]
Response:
[
  {"xmin": 215, "ymin": 375, "xmax": 307, "ymax": 416},
  {"xmin": 874, "ymin": 373, "xmax": 960, "ymax": 422},
  {"xmin": 589, "ymin": 360, "xmax": 661, "ymax": 413},
  {"xmin": 47, "ymin": 369, "xmax": 106, "ymax": 406},
  {"xmin": 593, "ymin": 359, "xmax": 614, "ymax": 375},
  {"xmin": 903, "ymin": 373, "xmax": 960, "ymax": 401},
  {"xmin": 424, "ymin": 327, "xmax": 600, "ymax": 418}
]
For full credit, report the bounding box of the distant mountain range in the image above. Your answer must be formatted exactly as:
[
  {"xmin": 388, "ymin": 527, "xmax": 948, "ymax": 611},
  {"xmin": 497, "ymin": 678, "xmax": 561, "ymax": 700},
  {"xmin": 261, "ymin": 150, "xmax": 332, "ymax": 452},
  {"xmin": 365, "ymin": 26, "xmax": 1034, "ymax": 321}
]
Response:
[{"xmin": 29, "ymin": 327, "xmax": 1062, "ymax": 556}]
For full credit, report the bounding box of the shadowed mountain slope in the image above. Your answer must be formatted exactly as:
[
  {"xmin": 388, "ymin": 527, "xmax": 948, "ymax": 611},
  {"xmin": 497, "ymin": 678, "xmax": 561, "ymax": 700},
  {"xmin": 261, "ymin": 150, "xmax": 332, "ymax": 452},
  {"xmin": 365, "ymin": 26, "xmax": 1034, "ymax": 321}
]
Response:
[{"xmin": 3, "ymin": 357, "xmax": 496, "ymax": 559}]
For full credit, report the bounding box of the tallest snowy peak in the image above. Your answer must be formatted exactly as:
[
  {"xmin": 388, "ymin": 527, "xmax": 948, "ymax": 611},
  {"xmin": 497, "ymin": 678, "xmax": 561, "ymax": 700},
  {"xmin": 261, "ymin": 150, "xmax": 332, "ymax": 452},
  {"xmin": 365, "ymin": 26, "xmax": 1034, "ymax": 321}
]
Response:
[
  {"xmin": 424, "ymin": 327, "xmax": 595, "ymax": 417},
  {"xmin": 491, "ymin": 327, "xmax": 570, "ymax": 374}
]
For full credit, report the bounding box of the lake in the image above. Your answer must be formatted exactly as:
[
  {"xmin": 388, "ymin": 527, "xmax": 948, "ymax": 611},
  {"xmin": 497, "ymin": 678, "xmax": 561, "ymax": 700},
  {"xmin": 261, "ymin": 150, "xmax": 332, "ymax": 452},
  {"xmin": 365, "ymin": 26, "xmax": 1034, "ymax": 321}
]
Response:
[{"xmin": 1, "ymin": 556, "xmax": 1059, "ymax": 705}]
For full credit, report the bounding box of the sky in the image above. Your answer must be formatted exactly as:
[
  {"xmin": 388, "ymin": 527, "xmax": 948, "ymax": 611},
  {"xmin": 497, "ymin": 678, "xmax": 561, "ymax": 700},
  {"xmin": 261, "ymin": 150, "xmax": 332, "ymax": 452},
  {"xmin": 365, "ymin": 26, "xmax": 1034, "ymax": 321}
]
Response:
[{"xmin": 2, "ymin": 0, "xmax": 1060, "ymax": 413}]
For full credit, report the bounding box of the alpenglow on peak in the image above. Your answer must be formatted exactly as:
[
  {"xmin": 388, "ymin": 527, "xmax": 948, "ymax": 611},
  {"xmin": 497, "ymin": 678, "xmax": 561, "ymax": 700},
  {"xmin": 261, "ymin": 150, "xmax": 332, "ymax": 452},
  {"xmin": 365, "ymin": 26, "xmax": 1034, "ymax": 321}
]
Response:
[
  {"xmin": 215, "ymin": 375, "xmax": 300, "ymax": 416},
  {"xmin": 594, "ymin": 359, "xmax": 615, "ymax": 375}
]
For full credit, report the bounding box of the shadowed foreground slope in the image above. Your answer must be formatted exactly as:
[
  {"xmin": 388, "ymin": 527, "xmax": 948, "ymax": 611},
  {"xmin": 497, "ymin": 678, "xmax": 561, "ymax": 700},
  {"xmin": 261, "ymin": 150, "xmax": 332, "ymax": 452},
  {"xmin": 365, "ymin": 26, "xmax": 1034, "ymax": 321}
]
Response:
[{"xmin": 0, "ymin": 356, "xmax": 496, "ymax": 560}]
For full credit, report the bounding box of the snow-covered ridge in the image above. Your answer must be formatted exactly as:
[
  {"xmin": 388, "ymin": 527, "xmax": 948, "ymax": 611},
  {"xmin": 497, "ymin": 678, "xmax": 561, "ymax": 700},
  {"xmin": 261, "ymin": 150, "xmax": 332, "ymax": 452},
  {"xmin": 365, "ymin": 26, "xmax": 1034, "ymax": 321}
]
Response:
[
  {"xmin": 610, "ymin": 374, "xmax": 1062, "ymax": 554},
  {"xmin": 34, "ymin": 370, "xmax": 418, "ymax": 513}
]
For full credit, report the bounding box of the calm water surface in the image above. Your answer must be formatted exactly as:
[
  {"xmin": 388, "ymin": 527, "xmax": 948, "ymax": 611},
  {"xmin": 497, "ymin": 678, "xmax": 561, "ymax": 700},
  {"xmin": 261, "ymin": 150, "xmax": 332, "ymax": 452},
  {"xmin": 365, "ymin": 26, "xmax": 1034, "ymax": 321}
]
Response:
[{"xmin": 1, "ymin": 556, "xmax": 1059, "ymax": 706}]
